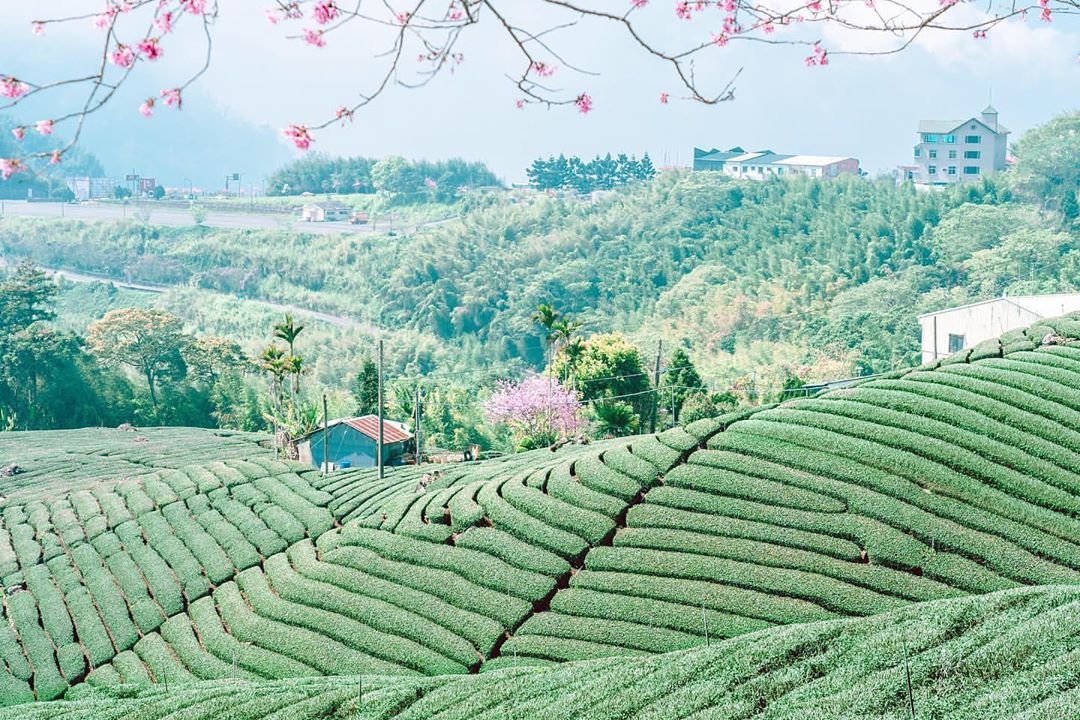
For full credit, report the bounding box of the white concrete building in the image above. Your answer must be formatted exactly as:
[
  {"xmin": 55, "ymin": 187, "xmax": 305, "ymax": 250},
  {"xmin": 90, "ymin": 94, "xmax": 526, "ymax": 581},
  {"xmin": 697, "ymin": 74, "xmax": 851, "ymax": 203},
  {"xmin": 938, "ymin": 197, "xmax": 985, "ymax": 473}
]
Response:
[
  {"xmin": 918, "ymin": 293, "xmax": 1080, "ymax": 363},
  {"xmin": 300, "ymin": 201, "xmax": 350, "ymax": 222},
  {"xmin": 908, "ymin": 106, "xmax": 1009, "ymax": 185}
]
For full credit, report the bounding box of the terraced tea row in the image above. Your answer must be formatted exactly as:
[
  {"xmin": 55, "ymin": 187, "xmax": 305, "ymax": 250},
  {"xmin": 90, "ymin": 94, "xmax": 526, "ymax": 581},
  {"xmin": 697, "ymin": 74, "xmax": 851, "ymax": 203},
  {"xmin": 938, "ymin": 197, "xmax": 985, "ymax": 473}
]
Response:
[
  {"xmin": 0, "ymin": 456, "xmax": 334, "ymax": 702},
  {"xmin": 498, "ymin": 324, "xmax": 1080, "ymax": 663},
  {"xmin": 5, "ymin": 584, "xmax": 1080, "ymax": 719},
  {"xmin": 1, "ymin": 313, "xmax": 1078, "ymax": 705},
  {"xmin": 75, "ymin": 430, "xmax": 701, "ymax": 693},
  {"xmin": 0, "ymin": 428, "xmax": 271, "ymax": 499}
]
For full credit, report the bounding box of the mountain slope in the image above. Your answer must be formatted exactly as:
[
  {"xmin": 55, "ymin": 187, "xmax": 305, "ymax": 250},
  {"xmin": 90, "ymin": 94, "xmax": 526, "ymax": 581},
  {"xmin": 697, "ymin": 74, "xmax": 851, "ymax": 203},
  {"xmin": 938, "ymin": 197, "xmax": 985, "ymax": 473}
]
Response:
[
  {"xmin": 4, "ymin": 583, "xmax": 1080, "ymax": 719},
  {"xmin": 0, "ymin": 314, "xmax": 1078, "ymax": 704}
]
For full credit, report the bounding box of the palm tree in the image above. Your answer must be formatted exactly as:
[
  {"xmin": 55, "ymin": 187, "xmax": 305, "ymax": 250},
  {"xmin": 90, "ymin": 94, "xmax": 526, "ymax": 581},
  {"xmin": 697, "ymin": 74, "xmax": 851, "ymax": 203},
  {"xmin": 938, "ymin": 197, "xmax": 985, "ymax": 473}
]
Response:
[
  {"xmin": 286, "ymin": 354, "xmax": 304, "ymax": 396},
  {"xmin": 531, "ymin": 303, "xmax": 561, "ymax": 364},
  {"xmin": 551, "ymin": 317, "xmax": 581, "ymax": 353},
  {"xmin": 273, "ymin": 314, "xmax": 305, "ymax": 357},
  {"xmin": 259, "ymin": 345, "xmax": 288, "ymax": 408},
  {"xmin": 560, "ymin": 337, "xmax": 586, "ymax": 386}
]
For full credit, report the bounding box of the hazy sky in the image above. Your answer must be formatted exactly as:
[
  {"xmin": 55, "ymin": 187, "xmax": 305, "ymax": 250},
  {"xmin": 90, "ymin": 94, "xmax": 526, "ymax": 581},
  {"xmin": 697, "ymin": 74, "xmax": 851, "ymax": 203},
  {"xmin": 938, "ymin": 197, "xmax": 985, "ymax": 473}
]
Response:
[{"xmin": 3, "ymin": 3, "xmax": 1078, "ymax": 185}]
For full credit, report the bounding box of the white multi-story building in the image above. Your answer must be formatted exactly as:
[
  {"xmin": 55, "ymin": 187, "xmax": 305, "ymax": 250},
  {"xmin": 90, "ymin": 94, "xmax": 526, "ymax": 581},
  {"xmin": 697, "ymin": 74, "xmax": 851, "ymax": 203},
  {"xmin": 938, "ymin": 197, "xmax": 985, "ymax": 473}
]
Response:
[
  {"xmin": 906, "ymin": 106, "xmax": 1009, "ymax": 185},
  {"xmin": 918, "ymin": 293, "xmax": 1080, "ymax": 363}
]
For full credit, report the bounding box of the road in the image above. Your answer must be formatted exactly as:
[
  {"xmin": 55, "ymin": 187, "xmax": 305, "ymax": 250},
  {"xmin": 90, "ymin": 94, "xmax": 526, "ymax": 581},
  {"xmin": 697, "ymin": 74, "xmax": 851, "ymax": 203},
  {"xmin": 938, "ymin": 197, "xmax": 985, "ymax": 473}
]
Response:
[
  {"xmin": 0, "ymin": 200, "xmax": 370, "ymax": 235},
  {"xmin": 0, "ymin": 257, "xmax": 377, "ymax": 334}
]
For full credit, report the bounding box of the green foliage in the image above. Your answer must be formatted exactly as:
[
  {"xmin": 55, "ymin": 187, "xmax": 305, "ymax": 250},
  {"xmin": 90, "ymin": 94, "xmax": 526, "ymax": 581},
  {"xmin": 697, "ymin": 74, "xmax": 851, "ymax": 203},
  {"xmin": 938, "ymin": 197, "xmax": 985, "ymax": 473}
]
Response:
[
  {"xmin": 526, "ymin": 153, "xmax": 656, "ymax": 192},
  {"xmin": 1012, "ymin": 111, "xmax": 1080, "ymax": 216},
  {"xmin": 268, "ymin": 153, "xmax": 498, "ymax": 201}
]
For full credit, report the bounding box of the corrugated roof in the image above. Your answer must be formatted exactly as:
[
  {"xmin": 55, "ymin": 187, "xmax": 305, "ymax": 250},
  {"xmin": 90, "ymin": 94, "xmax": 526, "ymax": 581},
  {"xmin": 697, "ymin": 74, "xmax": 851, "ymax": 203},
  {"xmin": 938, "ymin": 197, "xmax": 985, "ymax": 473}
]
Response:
[
  {"xmin": 774, "ymin": 155, "xmax": 854, "ymax": 167},
  {"xmin": 305, "ymin": 415, "xmax": 413, "ymax": 443},
  {"xmin": 916, "ymin": 294, "xmax": 1080, "ymax": 320},
  {"xmin": 344, "ymin": 415, "xmax": 413, "ymax": 443}
]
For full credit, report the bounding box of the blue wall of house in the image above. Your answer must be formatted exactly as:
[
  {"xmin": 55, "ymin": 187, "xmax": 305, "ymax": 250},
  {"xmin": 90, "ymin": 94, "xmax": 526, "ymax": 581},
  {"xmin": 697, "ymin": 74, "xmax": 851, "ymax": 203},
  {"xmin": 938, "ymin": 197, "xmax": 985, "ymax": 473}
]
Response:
[{"xmin": 306, "ymin": 424, "xmax": 404, "ymax": 469}]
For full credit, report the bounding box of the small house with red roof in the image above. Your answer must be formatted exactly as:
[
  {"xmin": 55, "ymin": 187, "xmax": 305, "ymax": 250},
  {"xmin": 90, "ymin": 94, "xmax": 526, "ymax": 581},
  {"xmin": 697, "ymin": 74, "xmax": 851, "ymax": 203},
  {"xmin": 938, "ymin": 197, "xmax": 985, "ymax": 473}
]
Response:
[{"xmin": 297, "ymin": 415, "xmax": 414, "ymax": 470}]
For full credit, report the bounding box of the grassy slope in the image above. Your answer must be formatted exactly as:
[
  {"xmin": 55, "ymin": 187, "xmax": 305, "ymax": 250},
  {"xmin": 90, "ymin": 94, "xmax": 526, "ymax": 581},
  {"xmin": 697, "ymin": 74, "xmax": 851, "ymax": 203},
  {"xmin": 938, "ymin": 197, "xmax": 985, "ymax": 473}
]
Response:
[
  {"xmin": 0, "ymin": 314, "xmax": 1079, "ymax": 707},
  {"xmin": 4, "ymin": 583, "xmax": 1080, "ymax": 719}
]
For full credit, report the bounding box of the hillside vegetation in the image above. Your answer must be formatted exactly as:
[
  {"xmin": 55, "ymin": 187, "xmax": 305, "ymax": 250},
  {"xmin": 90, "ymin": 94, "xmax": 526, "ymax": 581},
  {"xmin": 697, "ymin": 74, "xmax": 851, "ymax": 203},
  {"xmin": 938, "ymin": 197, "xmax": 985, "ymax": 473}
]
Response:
[
  {"xmin": 0, "ymin": 314, "xmax": 1079, "ymax": 707},
  {"xmin": 2, "ymin": 583, "xmax": 1079, "ymax": 719}
]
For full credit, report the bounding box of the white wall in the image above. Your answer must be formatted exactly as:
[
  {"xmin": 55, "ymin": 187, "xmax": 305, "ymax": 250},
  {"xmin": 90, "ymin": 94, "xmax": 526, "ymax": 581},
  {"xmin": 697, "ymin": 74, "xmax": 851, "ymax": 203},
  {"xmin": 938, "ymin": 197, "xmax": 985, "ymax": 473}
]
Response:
[{"xmin": 918, "ymin": 295, "xmax": 1080, "ymax": 363}]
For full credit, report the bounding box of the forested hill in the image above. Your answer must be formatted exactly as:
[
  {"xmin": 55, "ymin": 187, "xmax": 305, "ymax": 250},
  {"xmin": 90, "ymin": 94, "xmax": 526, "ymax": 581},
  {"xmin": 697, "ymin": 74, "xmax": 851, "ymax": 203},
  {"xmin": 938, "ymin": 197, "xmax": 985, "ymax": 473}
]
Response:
[{"xmin": 2, "ymin": 113, "xmax": 1077, "ymax": 387}]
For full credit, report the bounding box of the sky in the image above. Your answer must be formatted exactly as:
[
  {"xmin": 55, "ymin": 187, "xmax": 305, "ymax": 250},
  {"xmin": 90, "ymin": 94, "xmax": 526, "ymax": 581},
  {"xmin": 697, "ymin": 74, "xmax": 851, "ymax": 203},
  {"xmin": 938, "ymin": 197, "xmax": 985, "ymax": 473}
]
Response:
[{"xmin": 1, "ymin": 2, "xmax": 1078, "ymax": 187}]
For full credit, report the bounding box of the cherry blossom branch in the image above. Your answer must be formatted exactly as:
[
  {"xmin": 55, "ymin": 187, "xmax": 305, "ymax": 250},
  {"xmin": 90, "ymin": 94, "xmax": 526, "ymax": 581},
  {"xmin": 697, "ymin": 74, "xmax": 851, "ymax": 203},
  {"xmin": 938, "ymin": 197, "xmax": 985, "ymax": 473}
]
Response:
[{"xmin": 0, "ymin": 0, "xmax": 1075, "ymax": 175}]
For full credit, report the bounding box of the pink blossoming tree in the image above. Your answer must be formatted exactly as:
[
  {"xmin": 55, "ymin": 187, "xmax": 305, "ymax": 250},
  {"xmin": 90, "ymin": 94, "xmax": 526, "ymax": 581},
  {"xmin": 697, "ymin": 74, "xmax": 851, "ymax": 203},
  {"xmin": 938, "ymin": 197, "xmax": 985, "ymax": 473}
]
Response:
[
  {"xmin": 0, "ymin": 0, "xmax": 1075, "ymax": 174},
  {"xmin": 485, "ymin": 372, "xmax": 584, "ymax": 449}
]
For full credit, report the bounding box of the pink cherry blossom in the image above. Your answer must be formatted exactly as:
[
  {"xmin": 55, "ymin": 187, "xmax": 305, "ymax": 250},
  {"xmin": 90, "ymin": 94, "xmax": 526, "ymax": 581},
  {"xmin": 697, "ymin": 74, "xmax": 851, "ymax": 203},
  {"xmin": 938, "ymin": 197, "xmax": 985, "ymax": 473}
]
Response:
[
  {"xmin": 31, "ymin": 22, "xmax": 45, "ymax": 36},
  {"xmin": 138, "ymin": 37, "xmax": 163, "ymax": 60},
  {"xmin": 110, "ymin": 44, "xmax": 136, "ymax": 67},
  {"xmin": 762, "ymin": 20, "xmax": 775, "ymax": 33},
  {"xmin": 711, "ymin": 32, "xmax": 729, "ymax": 46},
  {"xmin": 182, "ymin": 0, "xmax": 207, "ymax": 14},
  {"xmin": 807, "ymin": 0, "xmax": 822, "ymax": 11},
  {"xmin": 155, "ymin": 12, "xmax": 174, "ymax": 33},
  {"xmin": 35, "ymin": 119, "xmax": 54, "ymax": 136},
  {"xmin": 0, "ymin": 77, "xmax": 30, "ymax": 99},
  {"xmin": 631, "ymin": 0, "xmax": 648, "ymax": 7},
  {"xmin": 515, "ymin": 99, "xmax": 525, "ymax": 109},
  {"xmin": 722, "ymin": 0, "xmax": 737, "ymax": 11},
  {"xmin": 282, "ymin": 124, "xmax": 314, "ymax": 149},
  {"xmin": 265, "ymin": 9, "xmax": 282, "ymax": 24},
  {"xmin": 0, "ymin": 159, "xmax": 22, "ymax": 181},
  {"xmin": 575, "ymin": 93, "xmax": 593, "ymax": 113},
  {"xmin": 675, "ymin": 2, "xmax": 692, "ymax": 19},
  {"xmin": 335, "ymin": 105, "xmax": 354, "ymax": 123},
  {"xmin": 660, "ymin": 92, "xmax": 669, "ymax": 103},
  {"xmin": 161, "ymin": 88, "xmax": 183, "ymax": 108},
  {"xmin": 313, "ymin": 1, "xmax": 339, "ymax": 24},
  {"xmin": 303, "ymin": 28, "xmax": 326, "ymax": 47},
  {"xmin": 448, "ymin": 8, "xmax": 464, "ymax": 20},
  {"xmin": 11, "ymin": 127, "xmax": 24, "ymax": 141},
  {"xmin": 531, "ymin": 61, "xmax": 556, "ymax": 77},
  {"xmin": 397, "ymin": 11, "xmax": 412, "ymax": 24},
  {"xmin": 424, "ymin": 177, "xmax": 438, "ymax": 189},
  {"xmin": 92, "ymin": 14, "xmax": 110, "ymax": 30},
  {"xmin": 49, "ymin": 151, "xmax": 62, "ymax": 166},
  {"xmin": 484, "ymin": 373, "xmax": 583, "ymax": 442},
  {"xmin": 139, "ymin": 98, "xmax": 155, "ymax": 117}
]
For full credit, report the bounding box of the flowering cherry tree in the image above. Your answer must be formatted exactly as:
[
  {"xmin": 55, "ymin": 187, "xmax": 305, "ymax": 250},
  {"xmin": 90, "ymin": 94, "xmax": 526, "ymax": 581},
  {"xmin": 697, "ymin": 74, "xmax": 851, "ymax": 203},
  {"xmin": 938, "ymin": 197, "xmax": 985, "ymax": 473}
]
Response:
[
  {"xmin": 1, "ymin": 0, "xmax": 1076, "ymax": 178},
  {"xmin": 485, "ymin": 372, "xmax": 584, "ymax": 447}
]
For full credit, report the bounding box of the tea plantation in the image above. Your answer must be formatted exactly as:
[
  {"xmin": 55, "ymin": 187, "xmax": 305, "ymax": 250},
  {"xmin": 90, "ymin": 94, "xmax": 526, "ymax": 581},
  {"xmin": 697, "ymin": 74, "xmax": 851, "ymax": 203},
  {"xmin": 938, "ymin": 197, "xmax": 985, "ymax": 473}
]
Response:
[
  {"xmin": 0, "ymin": 314, "xmax": 1079, "ymax": 714},
  {"xmin": 3, "ymin": 583, "xmax": 1079, "ymax": 719}
]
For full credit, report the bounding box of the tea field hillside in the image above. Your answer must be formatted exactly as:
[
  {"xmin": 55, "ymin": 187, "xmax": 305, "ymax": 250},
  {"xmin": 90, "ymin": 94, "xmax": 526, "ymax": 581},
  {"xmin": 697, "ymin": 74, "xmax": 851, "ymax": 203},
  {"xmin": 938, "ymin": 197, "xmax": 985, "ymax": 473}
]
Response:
[
  {"xmin": 0, "ymin": 313, "xmax": 1079, "ymax": 710},
  {"xmin": 3, "ymin": 583, "xmax": 1079, "ymax": 719}
]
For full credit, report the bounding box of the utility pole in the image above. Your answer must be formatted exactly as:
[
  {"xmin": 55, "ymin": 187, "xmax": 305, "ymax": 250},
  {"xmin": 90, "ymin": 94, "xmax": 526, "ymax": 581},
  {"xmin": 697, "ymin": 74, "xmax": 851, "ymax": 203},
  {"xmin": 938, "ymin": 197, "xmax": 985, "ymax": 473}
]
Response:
[
  {"xmin": 413, "ymin": 386, "xmax": 422, "ymax": 466},
  {"xmin": 650, "ymin": 340, "xmax": 662, "ymax": 434},
  {"xmin": 377, "ymin": 339, "xmax": 385, "ymax": 480},
  {"xmin": 321, "ymin": 393, "xmax": 329, "ymax": 477}
]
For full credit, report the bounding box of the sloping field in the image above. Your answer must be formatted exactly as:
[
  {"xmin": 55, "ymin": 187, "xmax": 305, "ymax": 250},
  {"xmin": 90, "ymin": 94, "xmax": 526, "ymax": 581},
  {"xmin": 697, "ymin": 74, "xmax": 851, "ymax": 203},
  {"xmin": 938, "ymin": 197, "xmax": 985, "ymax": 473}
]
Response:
[
  {"xmin": 0, "ymin": 315, "xmax": 1078, "ymax": 708},
  {"xmin": 0, "ymin": 428, "xmax": 271, "ymax": 499},
  {"xmin": 3, "ymin": 584, "xmax": 1080, "ymax": 719}
]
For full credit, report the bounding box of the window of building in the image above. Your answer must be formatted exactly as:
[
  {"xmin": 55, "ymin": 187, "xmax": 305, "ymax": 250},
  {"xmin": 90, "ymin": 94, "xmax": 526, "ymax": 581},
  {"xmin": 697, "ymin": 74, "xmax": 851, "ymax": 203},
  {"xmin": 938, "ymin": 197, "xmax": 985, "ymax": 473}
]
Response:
[
  {"xmin": 947, "ymin": 166, "xmax": 957, "ymax": 176},
  {"xmin": 948, "ymin": 150, "xmax": 957, "ymax": 159},
  {"xmin": 914, "ymin": 148, "xmax": 921, "ymax": 157},
  {"xmin": 965, "ymin": 135, "xmax": 981, "ymax": 144},
  {"xmin": 928, "ymin": 149, "xmax": 937, "ymax": 159},
  {"xmin": 948, "ymin": 334, "xmax": 966, "ymax": 353},
  {"xmin": 922, "ymin": 133, "xmax": 939, "ymax": 143},
  {"xmin": 928, "ymin": 165, "xmax": 937, "ymax": 175},
  {"xmin": 944, "ymin": 135, "xmax": 956, "ymax": 144},
  {"xmin": 963, "ymin": 166, "xmax": 980, "ymax": 175},
  {"xmin": 964, "ymin": 150, "xmax": 981, "ymax": 159}
]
